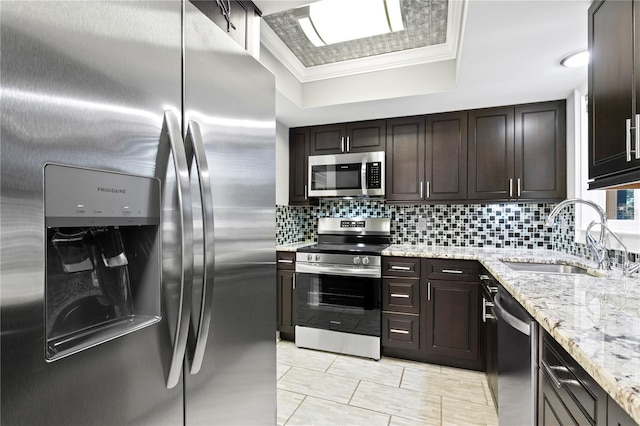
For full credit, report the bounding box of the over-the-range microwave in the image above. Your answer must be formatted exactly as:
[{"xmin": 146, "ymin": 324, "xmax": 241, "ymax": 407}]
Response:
[{"xmin": 308, "ymin": 151, "xmax": 385, "ymax": 198}]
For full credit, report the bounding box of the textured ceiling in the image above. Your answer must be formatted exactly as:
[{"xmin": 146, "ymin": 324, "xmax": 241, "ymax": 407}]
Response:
[{"xmin": 263, "ymin": 0, "xmax": 448, "ymax": 67}]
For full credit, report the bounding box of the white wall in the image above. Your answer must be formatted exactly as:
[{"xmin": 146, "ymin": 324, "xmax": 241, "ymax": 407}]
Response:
[{"xmin": 275, "ymin": 120, "xmax": 289, "ymax": 206}]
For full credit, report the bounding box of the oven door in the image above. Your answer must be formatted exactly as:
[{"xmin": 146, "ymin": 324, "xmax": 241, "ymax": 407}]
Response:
[{"xmin": 295, "ymin": 271, "xmax": 381, "ymax": 337}]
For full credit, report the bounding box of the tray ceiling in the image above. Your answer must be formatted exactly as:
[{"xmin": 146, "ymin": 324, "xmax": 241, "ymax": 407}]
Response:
[{"xmin": 263, "ymin": 0, "xmax": 448, "ymax": 67}]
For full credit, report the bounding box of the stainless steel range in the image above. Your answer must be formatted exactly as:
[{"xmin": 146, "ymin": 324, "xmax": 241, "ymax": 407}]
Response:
[{"xmin": 295, "ymin": 217, "xmax": 391, "ymax": 360}]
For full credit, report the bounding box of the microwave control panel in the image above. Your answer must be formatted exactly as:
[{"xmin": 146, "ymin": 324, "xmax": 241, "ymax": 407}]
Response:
[{"xmin": 367, "ymin": 162, "xmax": 382, "ymax": 189}]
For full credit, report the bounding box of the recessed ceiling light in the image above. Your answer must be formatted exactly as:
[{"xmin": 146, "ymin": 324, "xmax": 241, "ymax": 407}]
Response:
[
  {"xmin": 560, "ymin": 50, "xmax": 589, "ymax": 68},
  {"xmin": 294, "ymin": 0, "xmax": 405, "ymax": 47}
]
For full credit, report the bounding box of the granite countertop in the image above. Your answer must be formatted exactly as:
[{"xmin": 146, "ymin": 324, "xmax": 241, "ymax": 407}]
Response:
[
  {"xmin": 276, "ymin": 241, "xmax": 316, "ymax": 252},
  {"xmin": 382, "ymin": 245, "xmax": 640, "ymax": 424}
]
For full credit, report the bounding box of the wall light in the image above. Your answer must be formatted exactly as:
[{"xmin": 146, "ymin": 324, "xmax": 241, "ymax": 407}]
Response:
[
  {"xmin": 294, "ymin": 0, "xmax": 404, "ymax": 47},
  {"xmin": 561, "ymin": 50, "xmax": 589, "ymax": 68}
]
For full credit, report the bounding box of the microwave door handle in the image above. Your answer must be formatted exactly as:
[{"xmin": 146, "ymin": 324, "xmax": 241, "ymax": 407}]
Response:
[
  {"xmin": 361, "ymin": 158, "xmax": 367, "ymax": 195},
  {"xmin": 185, "ymin": 120, "xmax": 215, "ymax": 376},
  {"xmin": 157, "ymin": 111, "xmax": 194, "ymax": 389}
]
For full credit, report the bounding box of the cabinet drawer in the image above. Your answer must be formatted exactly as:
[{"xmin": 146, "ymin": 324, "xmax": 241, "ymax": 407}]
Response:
[
  {"xmin": 276, "ymin": 251, "xmax": 296, "ymax": 270},
  {"xmin": 382, "ymin": 313, "xmax": 420, "ymax": 351},
  {"xmin": 383, "ymin": 257, "xmax": 421, "ymax": 277},
  {"xmin": 424, "ymin": 259, "xmax": 478, "ymax": 281},
  {"xmin": 383, "ymin": 278, "xmax": 420, "ymax": 314},
  {"xmin": 540, "ymin": 333, "xmax": 606, "ymax": 425}
]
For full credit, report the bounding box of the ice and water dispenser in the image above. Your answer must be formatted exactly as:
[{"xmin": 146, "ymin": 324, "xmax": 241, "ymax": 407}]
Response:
[{"xmin": 44, "ymin": 164, "xmax": 161, "ymax": 361}]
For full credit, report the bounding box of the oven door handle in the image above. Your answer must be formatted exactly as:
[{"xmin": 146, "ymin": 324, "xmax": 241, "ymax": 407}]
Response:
[{"xmin": 296, "ymin": 263, "xmax": 381, "ymax": 278}]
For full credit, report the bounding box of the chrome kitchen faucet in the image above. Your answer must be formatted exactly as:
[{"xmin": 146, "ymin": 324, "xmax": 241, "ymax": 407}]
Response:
[{"xmin": 545, "ymin": 198, "xmax": 611, "ymax": 270}]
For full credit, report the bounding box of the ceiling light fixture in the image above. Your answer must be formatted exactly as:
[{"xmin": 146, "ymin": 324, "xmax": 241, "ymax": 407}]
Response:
[
  {"xmin": 560, "ymin": 50, "xmax": 589, "ymax": 68},
  {"xmin": 294, "ymin": 0, "xmax": 404, "ymax": 48}
]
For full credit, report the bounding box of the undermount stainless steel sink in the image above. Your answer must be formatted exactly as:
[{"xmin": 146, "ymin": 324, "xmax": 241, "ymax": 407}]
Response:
[{"xmin": 501, "ymin": 261, "xmax": 597, "ymax": 276}]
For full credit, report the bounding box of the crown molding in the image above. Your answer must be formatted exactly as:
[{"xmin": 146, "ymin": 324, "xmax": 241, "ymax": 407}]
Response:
[{"xmin": 260, "ymin": 0, "xmax": 467, "ymax": 83}]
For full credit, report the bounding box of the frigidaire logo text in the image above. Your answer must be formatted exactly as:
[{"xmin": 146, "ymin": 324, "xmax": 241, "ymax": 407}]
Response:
[{"xmin": 97, "ymin": 186, "xmax": 126, "ymax": 194}]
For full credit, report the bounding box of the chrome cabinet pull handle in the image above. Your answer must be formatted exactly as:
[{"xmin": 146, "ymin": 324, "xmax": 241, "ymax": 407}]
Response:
[
  {"xmin": 517, "ymin": 178, "xmax": 521, "ymax": 197},
  {"xmin": 185, "ymin": 120, "xmax": 215, "ymax": 375},
  {"xmin": 540, "ymin": 360, "xmax": 579, "ymax": 389},
  {"xmin": 390, "ymin": 329, "xmax": 409, "ymax": 335},
  {"xmin": 426, "ymin": 181, "xmax": 430, "ymax": 198},
  {"xmin": 304, "ymin": 184, "xmax": 308, "ymax": 200},
  {"xmin": 427, "ymin": 281, "xmax": 431, "ymax": 301},
  {"xmin": 390, "ymin": 293, "xmax": 410, "ymax": 298},
  {"xmin": 390, "ymin": 265, "xmax": 411, "ymax": 271},
  {"xmin": 441, "ymin": 269, "xmax": 463, "ymax": 274},
  {"xmin": 346, "ymin": 136, "xmax": 350, "ymax": 152},
  {"xmin": 636, "ymin": 114, "xmax": 640, "ymax": 159},
  {"xmin": 341, "ymin": 136, "xmax": 345, "ymax": 152},
  {"xmin": 278, "ymin": 259, "xmax": 293, "ymax": 264},
  {"xmin": 509, "ymin": 178, "xmax": 513, "ymax": 197},
  {"xmin": 157, "ymin": 111, "xmax": 194, "ymax": 389},
  {"xmin": 420, "ymin": 181, "xmax": 424, "ymax": 198},
  {"xmin": 627, "ymin": 118, "xmax": 632, "ymax": 162}
]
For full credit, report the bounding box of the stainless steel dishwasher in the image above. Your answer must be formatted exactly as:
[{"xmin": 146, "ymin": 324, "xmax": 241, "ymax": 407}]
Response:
[{"xmin": 494, "ymin": 284, "xmax": 538, "ymax": 426}]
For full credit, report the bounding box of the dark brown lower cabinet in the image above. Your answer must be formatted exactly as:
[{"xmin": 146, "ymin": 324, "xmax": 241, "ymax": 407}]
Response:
[
  {"xmin": 382, "ymin": 257, "xmax": 482, "ymax": 371},
  {"xmin": 276, "ymin": 252, "xmax": 296, "ymax": 341},
  {"xmin": 422, "ymin": 279, "xmax": 480, "ymax": 368}
]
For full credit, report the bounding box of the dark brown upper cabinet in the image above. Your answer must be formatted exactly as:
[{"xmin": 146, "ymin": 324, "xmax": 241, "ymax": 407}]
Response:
[
  {"xmin": 386, "ymin": 112, "xmax": 467, "ymax": 203},
  {"xmin": 289, "ymin": 128, "xmax": 314, "ymax": 205},
  {"xmin": 385, "ymin": 116, "xmax": 426, "ymax": 202},
  {"xmin": 514, "ymin": 102, "xmax": 566, "ymax": 200},
  {"xmin": 588, "ymin": 0, "xmax": 640, "ymax": 189},
  {"xmin": 425, "ymin": 111, "xmax": 468, "ymax": 201},
  {"xmin": 468, "ymin": 107, "xmax": 515, "ymax": 200},
  {"xmin": 468, "ymin": 101, "xmax": 566, "ymax": 202},
  {"xmin": 309, "ymin": 120, "xmax": 386, "ymax": 155}
]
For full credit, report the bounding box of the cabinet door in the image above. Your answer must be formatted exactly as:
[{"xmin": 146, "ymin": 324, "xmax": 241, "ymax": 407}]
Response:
[
  {"xmin": 588, "ymin": 0, "xmax": 640, "ymax": 181},
  {"xmin": 276, "ymin": 269, "xmax": 295, "ymax": 335},
  {"xmin": 385, "ymin": 116, "xmax": 426, "ymax": 202},
  {"xmin": 422, "ymin": 280, "xmax": 480, "ymax": 361},
  {"xmin": 346, "ymin": 119, "xmax": 386, "ymax": 152},
  {"xmin": 289, "ymin": 128, "xmax": 311, "ymax": 205},
  {"xmin": 309, "ymin": 124, "xmax": 346, "ymax": 154},
  {"xmin": 468, "ymin": 107, "xmax": 514, "ymax": 200},
  {"xmin": 514, "ymin": 101, "xmax": 566, "ymax": 200},
  {"xmin": 425, "ymin": 111, "xmax": 467, "ymax": 201}
]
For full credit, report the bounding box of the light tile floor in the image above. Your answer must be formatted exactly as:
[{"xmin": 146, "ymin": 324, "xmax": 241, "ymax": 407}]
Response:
[{"xmin": 277, "ymin": 340, "xmax": 498, "ymax": 426}]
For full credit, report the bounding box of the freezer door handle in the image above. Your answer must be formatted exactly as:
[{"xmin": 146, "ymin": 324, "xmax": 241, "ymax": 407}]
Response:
[
  {"xmin": 159, "ymin": 111, "xmax": 194, "ymax": 389},
  {"xmin": 186, "ymin": 120, "xmax": 215, "ymax": 375}
]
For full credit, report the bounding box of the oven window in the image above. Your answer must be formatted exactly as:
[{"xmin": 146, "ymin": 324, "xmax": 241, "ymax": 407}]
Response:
[
  {"xmin": 295, "ymin": 273, "xmax": 381, "ymax": 337},
  {"xmin": 311, "ymin": 164, "xmax": 361, "ymax": 190}
]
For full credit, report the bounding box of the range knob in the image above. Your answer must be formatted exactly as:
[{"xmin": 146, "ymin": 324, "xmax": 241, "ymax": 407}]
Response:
[
  {"xmin": 362, "ymin": 256, "xmax": 370, "ymax": 265},
  {"xmin": 315, "ymin": 254, "xmax": 321, "ymax": 261},
  {"xmin": 307, "ymin": 254, "xmax": 313, "ymax": 261},
  {"xmin": 353, "ymin": 256, "xmax": 361, "ymax": 265}
]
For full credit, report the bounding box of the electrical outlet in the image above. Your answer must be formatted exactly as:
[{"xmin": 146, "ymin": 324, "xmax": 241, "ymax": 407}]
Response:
[{"xmin": 417, "ymin": 217, "xmax": 427, "ymax": 231}]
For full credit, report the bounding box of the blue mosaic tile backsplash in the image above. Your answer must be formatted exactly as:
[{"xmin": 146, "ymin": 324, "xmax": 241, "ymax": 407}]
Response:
[{"xmin": 276, "ymin": 199, "xmax": 639, "ymax": 269}]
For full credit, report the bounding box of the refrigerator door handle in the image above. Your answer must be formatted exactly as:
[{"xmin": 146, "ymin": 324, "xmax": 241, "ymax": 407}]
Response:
[
  {"xmin": 159, "ymin": 111, "xmax": 194, "ymax": 389},
  {"xmin": 186, "ymin": 120, "xmax": 215, "ymax": 375}
]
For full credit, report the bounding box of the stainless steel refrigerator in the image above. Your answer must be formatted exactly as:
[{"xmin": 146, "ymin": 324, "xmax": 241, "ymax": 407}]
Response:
[{"xmin": 0, "ymin": 1, "xmax": 276, "ymax": 424}]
